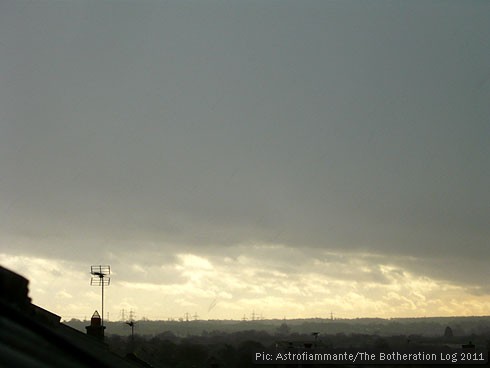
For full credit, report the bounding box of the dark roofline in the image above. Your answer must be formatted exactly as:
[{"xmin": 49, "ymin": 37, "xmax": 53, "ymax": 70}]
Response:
[{"xmin": 0, "ymin": 265, "xmax": 148, "ymax": 368}]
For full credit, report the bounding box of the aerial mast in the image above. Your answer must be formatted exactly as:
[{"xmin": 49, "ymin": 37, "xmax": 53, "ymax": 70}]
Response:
[{"xmin": 90, "ymin": 265, "xmax": 111, "ymax": 327}]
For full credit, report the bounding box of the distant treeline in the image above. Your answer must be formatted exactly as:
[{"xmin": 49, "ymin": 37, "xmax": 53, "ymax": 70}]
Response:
[{"xmin": 64, "ymin": 316, "xmax": 490, "ymax": 338}]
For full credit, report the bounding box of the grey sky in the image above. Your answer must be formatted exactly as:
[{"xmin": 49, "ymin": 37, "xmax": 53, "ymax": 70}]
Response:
[{"xmin": 1, "ymin": 0, "xmax": 489, "ymax": 319}]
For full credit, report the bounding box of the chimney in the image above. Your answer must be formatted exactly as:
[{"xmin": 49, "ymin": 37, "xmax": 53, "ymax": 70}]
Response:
[{"xmin": 85, "ymin": 310, "xmax": 105, "ymax": 340}]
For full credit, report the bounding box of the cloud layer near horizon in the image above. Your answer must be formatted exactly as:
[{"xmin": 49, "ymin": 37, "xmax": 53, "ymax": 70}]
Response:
[{"xmin": 1, "ymin": 0, "xmax": 489, "ymax": 319}]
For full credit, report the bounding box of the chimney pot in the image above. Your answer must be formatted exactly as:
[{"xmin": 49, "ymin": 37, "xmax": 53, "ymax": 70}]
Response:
[{"xmin": 86, "ymin": 310, "xmax": 105, "ymax": 340}]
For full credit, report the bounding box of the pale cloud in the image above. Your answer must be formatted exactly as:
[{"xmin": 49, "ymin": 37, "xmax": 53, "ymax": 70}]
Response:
[
  {"xmin": 131, "ymin": 264, "xmax": 147, "ymax": 274},
  {"xmin": 55, "ymin": 290, "xmax": 73, "ymax": 299},
  {"xmin": 2, "ymin": 249, "xmax": 490, "ymax": 320},
  {"xmin": 178, "ymin": 254, "xmax": 214, "ymax": 271}
]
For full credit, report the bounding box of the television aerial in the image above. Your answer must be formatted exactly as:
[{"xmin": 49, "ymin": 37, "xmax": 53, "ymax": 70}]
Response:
[{"xmin": 90, "ymin": 265, "xmax": 110, "ymax": 327}]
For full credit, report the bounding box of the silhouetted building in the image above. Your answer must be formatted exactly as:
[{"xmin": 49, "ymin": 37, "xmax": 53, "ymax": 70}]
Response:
[
  {"xmin": 444, "ymin": 326, "xmax": 453, "ymax": 338},
  {"xmin": 462, "ymin": 341, "xmax": 476, "ymax": 350}
]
